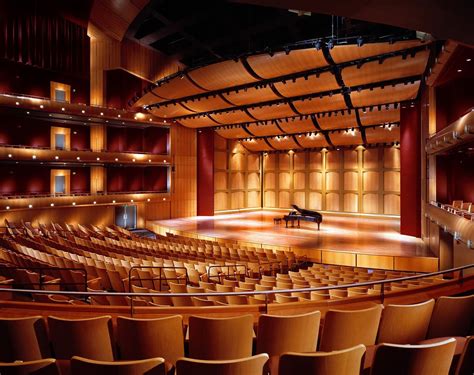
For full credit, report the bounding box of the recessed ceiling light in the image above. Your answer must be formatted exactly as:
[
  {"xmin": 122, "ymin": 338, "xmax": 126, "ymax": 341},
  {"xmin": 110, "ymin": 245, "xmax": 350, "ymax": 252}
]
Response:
[
  {"xmin": 6, "ymin": 206, "xmax": 10, "ymax": 210},
  {"xmin": 28, "ymin": 204, "xmax": 33, "ymax": 208},
  {"xmin": 50, "ymin": 203, "xmax": 54, "ymax": 207},
  {"xmin": 93, "ymin": 201, "xmax": 97, "ymax": 204},
  {"xmin": 76, "ymin": 157, "xmax": 80, "ymax": 160},
  {"xmin": 8, "ymin": 154, "xmax": 12, "ymax": 158},
  {"xmin": 147, "ymin": 198, "xmax": 151, "ymax": 202},
  {"xmin": 457, "ymin": 69, "xmax": 462, "ymax": 73},
  {"xmin": 32, "ymin": 155, "xmax": 36, "ymax": 159},
  {"xmin": 15, "ymin": 101, "xmax": 19, "ymax": 105},
  {"xmin": 61, "ymin": 107, "xmax": 65, "ymax": 111},
  {"xmin": 96, "ymin": 157, "xmax": 100, "ymax": 161},
  {"xmin": 466, "ymin": 58, "xmax": 471, "ymax": 62},
  {"xmin": 40, "ymin": 104, "xmax": 44, "ymax": 109},
  {"xmin": 55, "ymin": 156, "xmax": 59, "ymax": 160},
  {"xmin": 112, "ymin": 200, "xmax": 116, "ymax": 203},
  {"xmin": 72, "ymin": 202, "xmax": 76, "ymax": 206},
  {"xmin": 81, "ymin": 110, "xmax": 85, "ymax": 113}
]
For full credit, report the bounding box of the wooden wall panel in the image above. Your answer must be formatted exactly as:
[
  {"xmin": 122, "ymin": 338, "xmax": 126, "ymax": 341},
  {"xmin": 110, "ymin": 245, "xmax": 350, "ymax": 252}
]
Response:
[
  {"xmin": 326, "ymin": 192, "xmax": 340, "ymax": 211},
  {"xmin": 384, "ymin": 194, "xmax": 400, "ymax": 215},
  {"xmin": 264, "ymin": 154, "xmax": 276, "ymax": 170},
  {"xmin": 279, "ymin": 154, "xmax": 290, "ymax": 170},
  {"xmin": 231, "ymin": 191, "xmax": 244, "ymax": 209},
  {"xmin": 363, "ymin": 171, "xmax": 379, "ymax": 191},
  {"xmin": 309, "ymin": 172, "xmax": 323, "ymax": 190},
  {"xmin": 90, "ymin": 166, "xmax": 105, "ymax": 194},
  {"xmin": 384, "ymin": 147, "xmax": 401, "ymax": 168},
  {"xmin": 265, "ymin": 172, "xmax": 276, "ymax": 189},
  {"xmin": 265, "ymin": 191, "xmax": 276, "ymax": 207},
  {"xmin": 363, "ymin": 193, "xmax": 379, "ymax": 214},
  {"xmin": 294, "ymin": 152, "xmax": 306, "ymax": 170},
  {"xmin": 214, "ymin": 172, "xmax": 227, "ymax": 191},
  {"xmin": 231, "ymin": 172, "xmax": 244, "ymax": 190},
  {"xmin": 384, "ymin": 171, "xmax": 400, "ymax": 192},
  {"xmin": 309, "ymin": 152, "xmax": 322, "ymax": 169},
  {"xmin": 344, "ymin": 171, "xmax": 358, "ymax": 190},
  {"xmin": 247, "ymin": 191, "xmax": 260, "ymax": 207},
  {"xmin": 294, "ymin": 172, "xmax": 306, "ymax": 189},
  {"xmin": 294, "ymin": 191, "xmax": 306, "ymax": 207},
  {"xmin": 344, "ymin": 150, "xmax": 358, "ymax": 169},
  {"xmin": 309, "ymin": 192, "xmax": 322, "ymax": 210},
  {"xmin": 327, "ymin": 151, "xmax": 341, "ymax": 170},
  {"xmin": 344, "ymin": 193, "xmax": 358, "ymax": 212},
  {"xmin": 279, "ymin": 191, "xmax": 290, "ymax": 208},
  {"xmin": 247, "ymin": 173, "xmax": 260, "ymax": 189},
  {"xmin": 279, "ymin": 172, "xmax": 291, "ymax": 189},
  {"xmin": 230, "ymin": 153, "xmax": 245, "ymax": 170},
  {"xmin": 247, "ymin": 154, "xmax": 260, "ymax": 171},
  {"xmin": 214, "ymin": 151, "xmax": 227, "ymax": 170},
  {"xmin": 326, "ymin": 172, "xmax": 340, "ymax": 191},
  {"xmin": 363, "ymin": 148, "xmax": 379, "ymax": 169}
]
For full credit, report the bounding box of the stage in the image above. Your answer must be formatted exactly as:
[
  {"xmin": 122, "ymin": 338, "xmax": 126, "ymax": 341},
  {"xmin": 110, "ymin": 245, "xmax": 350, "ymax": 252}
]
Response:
[{"xmin": 147, "ymin": 210, "xmax": 438, "ymax": 272}]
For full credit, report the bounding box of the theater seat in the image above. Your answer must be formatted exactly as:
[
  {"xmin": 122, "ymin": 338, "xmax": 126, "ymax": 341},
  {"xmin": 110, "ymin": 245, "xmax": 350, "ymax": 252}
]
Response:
[
  {"xmin": 71, "ymin": 356, "xmax": 165, "ymax": 375},
  {"xmin": 0, "ymin": 358, "xmax": 60, "ymax": 375},
  {"xmin": 427, "ymin": 295, "xmax": 474, "ymax": 339},
  {"xmin": 188, "ymin": 315, "xmax": 254, "ymax": 360},
  {"xmin": 456, "ymin": 336, "xmax": 474, "ymax": 375},
  {"xmin": 370, "ymin": 338, "xmax": 456, "ymax": 375},
  {"xmin": 175, "ymin": 354, "xmax": 269, "ymax": 375},
  {"xmin": 279, "ymin": 344, "xmax": 366, "ymax": 375}
]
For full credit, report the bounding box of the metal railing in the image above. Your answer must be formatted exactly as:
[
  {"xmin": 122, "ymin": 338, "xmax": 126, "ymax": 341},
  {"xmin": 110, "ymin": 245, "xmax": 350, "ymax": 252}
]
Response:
[
  {"xmin": 207, "ymin": 264, "xmax": 248, "ymax": 282},
  {"xmin": 128, "ymin": 266, "xmax": 189, "ymax": 292},
  {"xmin": 0, "ymin": 263, "xmax": 473, "ymax": 317}
]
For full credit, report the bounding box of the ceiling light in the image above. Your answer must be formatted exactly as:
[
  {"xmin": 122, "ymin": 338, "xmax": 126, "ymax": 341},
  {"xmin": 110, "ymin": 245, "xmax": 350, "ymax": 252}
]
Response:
[
  {"xmin": 28, "ymin": 204, "xmax": 33, "ymax": 208},
  {"xmin": 457, "ymin": 69, "xmax": 462, "ymax": 73},
  {"xmin": 55, "ymin": 156, "xmax": 59, "ymax": 160},
  {"xmin": 100, "ymin": 112, "xmax": 104, "ymax": 116},
  {"xmin": 163, "ymin": 198, "xmax": 166, "ymax": 201},
  {"xmin": 96, "ymin": 157, "xmax": 100, "ymax": 161},
  {"xmin": 147, "ymin": 198, "xmax": 151, "ymax": 202},
  {"xmin": 93, "ymin": 201, "xmax": 97, "ymax": 204},
  {"xmin": 115, "ymin": 158, "xmax": 118, "ymax": 161},
  {"xmin": 465, "ymin": 58, "xmax": 471, "ymax": 62},
  {"xmin": 76, "ymin": 157, "xmax": 80, "ymax": 160},
  {"xmin": 112, "ymin": 200, "xmax": 116, "ymax": 203},
  {"xmin": 62, "ymin": 107, "xmax": 66, "ymax": 111},
  {"xmin": 40, "ymin": 104, "xmax": 44, "ymax": 108},
  {"xmin": 72, "ymin": 202, "xmax": 76, "ymax": 206},
  {"xmin": 6, "ymin": 206, "xmax": 10, "ymax": 210},
  {"xmin": 32, "ymin": 155, "xmax": 36, "ymax": 159},
  {"xmin": 15, "ymin": 101, "xmax": 19, "ymax": 105},
  {"xmin": 8, "ymin": 154, "xmax": 12, "ymax": 158},
  {"xmin": 81, "ymin": 110, "xmax": 85, "ymax": 113},
  {"xmin": 50, "ymin": 203, "xmax": 54, "ymax": 207}
]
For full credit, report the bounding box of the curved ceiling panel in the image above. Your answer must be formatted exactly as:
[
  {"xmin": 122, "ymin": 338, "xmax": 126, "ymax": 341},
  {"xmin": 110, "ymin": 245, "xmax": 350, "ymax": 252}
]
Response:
[
  {"xmin": 134, "ymin": 92, "xmax": 166, "ymax": 108},
  {"xmin": 278, "ymin": 117, "xmax": 316, "ymax": 134},
  {"xmin": 359, "ymin": 105, "xmax": 400, "ymax": 126},
  {"xmin": 152, "ymin": 76, "xmax": 207, "ymax": 100},
  {"xmin": 246, "ymin": 49, "xmax": 328, "ymax": 79},
  {"xmin": 187, "ymin": 60, "xmax": 259, "ymax": 91},
  {"xmin": 297, "ymin": 133, "xmax": 330, "ymax": 148},
  {"xmin": 317, "ymin": 110, "xmax": 358, "ymax": 130},
  {"xmin": 241, "ymin": 138, "xmax": 273, "ymax": 152},
  {"xmin": 178, "ymin": 116, "xmax": 219, "ymax": 128},
  {"xmin": 365, "ymin": 125, "xmax": 400, "ymax": 144},
  {"xmin": 329, "ymin": 129, "xmax": 364, "ymax": 146},
  {"xmin": 222, "ymin": 86, "xmax": 280, "ymax": 106},
  {"xmin": 149, "ymin": 103, "xmax": 196, "ymax": 118},
  {"xmin": 267, "ymin": 136, "xmax": 302, "ymax": 150},
  {"xmin": 342, "ymin": 49, "xmax": 429, "ymax": 87},
  {"xmin": 247, "ymin": 103, "xmax": 296, "ymax": 120},
  {"xmin": 181, "ymin": 95, "xmax": 233, "ymax": 112},
  {"xmin": 330, "ymin": 40, "xmax": 426, "ymax": 64},
  {"xmin": 351, "ymin": 81, "xmax": 420, "ymax": 108},
  {"xmin": 293, "ymin": 94, "xmax": 347, "ymax": 114},
  {"xmin": 215, "ymin": 127, "xmax": 250, "ymax": 139},
  {"xmin": 209, "ymin": 110, "xmax": 255, "ymax": 124},
  {"xmin": 247, "ymin": 121, "xmax": 284, "ymax": 136},
  {"xmin": 274, "ymin": 71, "xmax": 340, "ymax": 97}
]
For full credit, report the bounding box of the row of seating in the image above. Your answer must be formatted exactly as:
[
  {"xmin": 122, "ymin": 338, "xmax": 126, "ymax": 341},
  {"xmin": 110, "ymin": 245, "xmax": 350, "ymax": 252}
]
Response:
[{"xmin": 0, "ymin": 295, "xmax": 473, "ymax": 374}]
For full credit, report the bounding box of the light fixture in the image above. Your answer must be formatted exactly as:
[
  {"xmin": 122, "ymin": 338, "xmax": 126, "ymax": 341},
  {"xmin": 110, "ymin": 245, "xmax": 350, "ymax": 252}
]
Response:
[
  {"xmin": 148, "ymin": 159, "xmax": 151, "ymax": 162},
  {"xmin": 26, "ymin": 111, "xmax": 30, "ymax": 115},
  {"xmin": 163, "ymin": 198, "xmax": 166, "ymax": 201},
  {"xmin": 28, "ymin": 204, "xmax": 33, "ymax": 208},
  {"xmin": 96, "ymin": 157, "xmax": 100, "ymax": 161},
  {"xmin": 457, "ymin": 69, "xmax": 462, "ymax": 73},
  {"xmin": 356, "ymin": 36, "xmax": 364, "ymax": 47},
  {"xmin": 112, "ymin": 200, "xmax": 116, "ymax": 203},
  {"xmin": 100, "ymin": 112, "xmax": 104, "ymax": 116},
  {"xmin": 147, "ymin": 198, "xmax": 151, "ymax": 202},
  {"xmin": 163, "ymin": 159, "xmax": 167, "ymax": 163},
  {"xmin": 117, "ymin": 114, "xmax": 121, "ymax": 118},
  {"xmin": 115, "ymin": 158, "xmax": 119, "ymax": 161},
  {"xmin": 314, "ymin": 40, "xmax": 322, "ymax": 50},
  {"xmin": 6, "ymin": 206, "xmax": 10, "ymax": 210},
  {"xmin": 15, "ymin": 101, "xmax": 19, "ymax": 105},
  {"xmin": 72, "ymin": 202, "xmax": 76, "ymax": 206},
  {"xmin": 40, "ymin": 104, "xmax": 44, "ymax": 109},
  {"xmin": 32, "ymin": 155, "xmax": 37, "ymax": 159},
  {"xmin": 61, "ymin": 107, "xmax": 65, "ymax": 111},
  {"xmin": 55, "ymin": 156, "xmax": 59, "ymax": 160},
  {"xmin": 76, "ymin": 157, "xmax": 80, "ymax": 160},
  {"xmin": 50, "ymin": 203, "xmax": 54, "ymax": 207},
  {"xmin": 132, "ymin": 158, "xmax": 136, "ymax": 162},
  {"xmin": 81, "ymin": 110, "xmax": 85, "ymax": 113},
  {"xmin": 8, "ymin": 154, "xmax": 12, "ymax": 158},
  {"xmin": 93, "ymin": 201, "xmax": 97, "ymax": 204},
  {"xmin": 130, "ymin": 199, "xmax": 134, "ymax": 202}
]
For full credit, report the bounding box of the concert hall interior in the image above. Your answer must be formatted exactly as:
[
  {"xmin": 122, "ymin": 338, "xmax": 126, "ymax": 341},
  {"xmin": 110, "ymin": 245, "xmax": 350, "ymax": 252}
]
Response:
[{"xmin": 0, "ymin": 1, "xmax": 473, "ymax": 375}]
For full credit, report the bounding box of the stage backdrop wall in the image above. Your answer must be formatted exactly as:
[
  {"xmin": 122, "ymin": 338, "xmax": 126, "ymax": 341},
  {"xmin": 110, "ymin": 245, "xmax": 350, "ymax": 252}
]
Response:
[{"xmin": 214, "ymin": 134, "xmax": 400, "ymax": 215}]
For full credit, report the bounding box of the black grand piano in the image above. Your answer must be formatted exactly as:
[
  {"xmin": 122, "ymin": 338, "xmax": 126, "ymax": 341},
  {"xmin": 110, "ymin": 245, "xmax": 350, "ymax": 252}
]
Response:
[{"xmin": 283, "ymin": 204, "xmax": 322, "ymax": 230}]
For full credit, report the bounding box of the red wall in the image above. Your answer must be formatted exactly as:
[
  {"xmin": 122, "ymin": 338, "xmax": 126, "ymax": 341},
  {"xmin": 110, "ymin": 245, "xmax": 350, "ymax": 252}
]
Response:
[
  {"xmin": 70, "ymin": 125, "xmax": 90, "ymax": 150},
  {"xmin": 400, "ymin": 102, "xmax": 421, "ymax": 237},
  {"xmin": 436, "ymin": 152, "xmax": 474, "ymax": 204},
  {"xmin": 107, "ymin": 167, "xmax": 168, "ymax": 193},
  {"xmin": 70, "ymin": 168, "xmax": 90, "ymax": 193},
  {"xmin": 107, "ymin": 127, "xmax": 169, "ymax": 154},
  {"xmin": 0, "ymin": 166, "xmax": 50, "ymax": 195},
  {"xmin": 436, "ymin": 77, "xmax": 474, "ymax": 131},
  {"xmin": 144, "ymin": 127, "xmax": 169, "ymax": 154},
  {"xmin": 105, "ymin": 69, "xmax": 148, "ymax": 110},
  {"xmin": 0, "ymin": 113, "xmax": 50, "ymax": 147},
  {"xmin": 197, "ymin": 129, "xmax": 214, "ymax": 216}
]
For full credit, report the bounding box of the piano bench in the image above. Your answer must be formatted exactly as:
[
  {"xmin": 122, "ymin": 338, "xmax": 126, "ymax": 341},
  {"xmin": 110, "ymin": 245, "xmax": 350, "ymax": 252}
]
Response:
[{"xmin": 273, "ymin": 217, "xmax": 282, "ymax": 225}]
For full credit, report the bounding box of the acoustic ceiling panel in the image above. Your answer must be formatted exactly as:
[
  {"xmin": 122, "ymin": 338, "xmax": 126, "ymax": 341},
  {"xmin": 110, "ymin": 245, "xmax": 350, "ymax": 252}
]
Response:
[
  {"xmin": 293, "ymin": 94, "xmax": 347, "ymax": 114},
  {"xmin": 359, "ymin": 105, "xmax": 400, "ymax": 126},
  {"xmin": 241, "ymin": 138, "xmax": 274, "ymax": 152},
  {"xmin": 247, "ymin": 121, "xmax": 284, "ymax": 136},
  {"xmin": 181, "ymin": 95, "xmax": 233, "ymax": 112},
  {"xmin": 317, "ymin": 110, "xmax": 358, "ymax": 130},
  {"xmin": 223, "ymin": 85, "xmax": 280, "ymax": 106},
  {"xmin": 178, "ymin": 116, "xmax": 219, "ymax": 128},
  {"xmin": 134, "ymin": 92, "xmax": 166, "ymax": 108},
  {"xmin": 247, "ymin": 103, "xmax": 296, "ymax": 120},
  {"xmin": 187, "ymin": 60, "xmax": 259, "ymax": 91},
  {"xmin": 329, "ymin": 129, "xmax": 364, "ymax": 146},
  {"xmin": 246, "ymin": 48, "xmax": 328, "ymax": 79},
  {"xmin": 342, "ymin": 49, "xmax": 429, "ymax": 87},
  {"xmin": 297, "ymin": 133, "xmax": 330, "ymax": 148},
  {"xmin": 209, "ymin": 110, "xmax": 255, "ymax": 124},
  {"xmin": 151, "ymin": 76, "xmax": 207, "ymax": 100},
  {"xmin": 267, "ymin": 135, "xmax": 302, "ymax": 150},
  {"xmin": 330, "ymin": 40, "xmax": 427, "ymax": 64},
  {"xmin": 215, "ymin": 127, "xmax": 250, "ymax": 139},
  {"xmin": 274, "ymin": 71, "xmax": 340, "ymax": 97},
  {"xmin": 351, "ymin": 81, "xmax": 420, "ymax": 108},
  {"xmin": 278, "ymin": 117, "xmax": 317, "ymax": 134},
  {"xmin": 365, "ymin": 125, "xmax": 400, "ymax": 144},
  {"xmin": 149, "ymin": 103, "xmax": 196, "ymax": 118}
]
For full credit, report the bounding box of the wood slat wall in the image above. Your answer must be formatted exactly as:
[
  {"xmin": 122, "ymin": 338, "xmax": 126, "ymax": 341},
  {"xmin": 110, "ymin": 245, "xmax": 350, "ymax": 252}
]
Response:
[
  {"xmin": 263, "ymin": 146, "xmax": 400, "ymax": 215},
  {"xmin": 214, "ymin": 135, "xmax": 261, "ymax": 211}
]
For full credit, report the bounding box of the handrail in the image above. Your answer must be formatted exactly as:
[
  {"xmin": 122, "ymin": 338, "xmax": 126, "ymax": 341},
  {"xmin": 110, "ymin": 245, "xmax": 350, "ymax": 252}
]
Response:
[
  {"xmin": 207, "ymin": 264, "xmax": 248, "ymax": 282},
  {"xmin": 128, "ymin": 266, "xmax": 189, "ymax": 292}
]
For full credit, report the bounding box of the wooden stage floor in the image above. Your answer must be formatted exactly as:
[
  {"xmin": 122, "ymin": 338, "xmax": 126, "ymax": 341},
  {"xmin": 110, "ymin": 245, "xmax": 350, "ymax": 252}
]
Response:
[{"xmin": 151, "ymin": 210, "xmax": 432, "ymax": 258}]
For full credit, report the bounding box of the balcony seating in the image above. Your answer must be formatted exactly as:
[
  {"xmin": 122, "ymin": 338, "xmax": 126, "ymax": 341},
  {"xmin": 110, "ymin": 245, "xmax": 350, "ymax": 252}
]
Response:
[
  {"xmin": 278, "ymin": 344, "xmax": 366, "ymax": 375},
  {"xmin": 370, "ymin": 338, "xmax": 456, "ymax": 375},
  {"xmin": 427, "ymin": 295, "xmax": 474, "ymax": 339},
  {"xmin": 175, "ymin": 354, "xmax": 269, "ymax": 375},
  {"xmin": 70, "ymin": 356, "xmax": 165, "ymax": 375},
  {"xmin": 456, "ymin": 336, "xmax": 474, "ymax": 375}
]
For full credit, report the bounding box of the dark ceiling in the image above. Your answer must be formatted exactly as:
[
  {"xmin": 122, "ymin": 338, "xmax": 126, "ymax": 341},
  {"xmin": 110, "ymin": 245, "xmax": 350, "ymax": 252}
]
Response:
[{"xmin": 126, "ymin": 0, "xmax": 413, "ymax": 68}]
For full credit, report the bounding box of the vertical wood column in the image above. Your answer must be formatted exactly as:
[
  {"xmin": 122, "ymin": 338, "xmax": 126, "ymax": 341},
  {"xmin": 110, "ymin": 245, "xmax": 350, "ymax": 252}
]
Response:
[
  {"xmin": 197, "ymin": 129, "xmax": 214, "ymax": 216},
  {"xmin": 90, "ymin": 166, "xmax": 106, "ymax": 194},
  {"xmin": 90, "ymin": 125, "xmax": 106, "ymax": 152},
  {"xmin": 400, "ymin": 101, "xmax": 421, "ymax": 237}
]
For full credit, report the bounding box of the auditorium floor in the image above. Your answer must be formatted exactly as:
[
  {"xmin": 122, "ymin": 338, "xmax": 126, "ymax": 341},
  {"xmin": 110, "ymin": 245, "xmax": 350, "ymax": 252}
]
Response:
[{"xmin": 152, "ymin": 210, "xmax": 432, "ymax": 258}]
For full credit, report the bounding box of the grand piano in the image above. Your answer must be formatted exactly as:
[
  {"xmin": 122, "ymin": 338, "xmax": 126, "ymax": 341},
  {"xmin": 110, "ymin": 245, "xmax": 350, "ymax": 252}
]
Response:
[{"xmin": 283, "ymin": 204, "xmax": 323, "ymax": 230}]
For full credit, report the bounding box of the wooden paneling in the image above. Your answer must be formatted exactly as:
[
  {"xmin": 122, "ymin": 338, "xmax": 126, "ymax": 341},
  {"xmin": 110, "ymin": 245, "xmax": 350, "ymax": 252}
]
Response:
[
  {"xmin": 247, "ymin": 173, "xmax": 260, "ymax": 189},
  {"xmin": 265, "ymin": 173, "xmax": 276, "ymax": 189},
  {"xmin": 90, "ymin": 125, "xmax": 105, "ymax": 152},
  {"xmin": 326, "ymin": 172, "xmax": 340, "ymax": 190},
  {"xmin": 344, "ymin": 171, "xmax": 358, "ymax": 190},
  {"xmin": 214, "ymin": 172, "xmax": 227, "ymax": 190},
  {"xmin": 90, "ymin": 166, "xmax": 105, "ymax": 194},
  {"xmin": 294, "ymin": 191, "xmax": 306, "ymax": 207},
  {"xmin": 309, "ymin": 172, "xmax": 323, "ymax": 190},
  {"xmin": 357, "ymin": 254, "xmax": 394, "ymax": 270},
  {"xmin": 363, "ymin": 193, "xmax": 379, "ymax": 214},
  {"xmin": 363, "ymin": 171, "xmax": 379, "ymax": 191},
  {"xmin": 279, "ymin": 191, "xmax": 290, "ymax": 208},
  {"xmin": 384, "ymin": 147, "xmax": 401, "ymax": 168},
  {"xmin": 308, "ymin": 192, "xmax": 322, "ymax": 210},
  {"xmin": 326, "ymin": 192, "xmax": 340, "ymax": 211},
  {"xmin": 279, "ymin": 172, "xmax": 291, "ymax": 189},
  {"xmin": 344, "ymin": 193, "xmax": 358, "ymax": 212},
  {"xmin": 294, "ymin": 172, "xmax": 306, "ymax": 189},
  {"xmin": 322, "ymin": 250, "xmax": 356, "ymax": 266},
  {"xmin": 384, "ymin": 194, "xmax": 400, "ymax": 215},
  {"xmin": 231, "ymin": 191, "xmax": 245, "ymax": 209},
  {"xmin": 384, "ymin": 171, "xmax": 400, "ymax": 192},
  {"xmin": 247, "ymin": 191, "xmax": 260, "ymax": 208},
  {"xmin": 394, "ymin": 257, "xmax": 439, "ymax": 272},
  {"xmin": 215, "ymin": 192, "xmax": 228, "ymax": 211},
  {"xmin": 264, "ymin": 191, "xmax": 276, "ymax": 207}
]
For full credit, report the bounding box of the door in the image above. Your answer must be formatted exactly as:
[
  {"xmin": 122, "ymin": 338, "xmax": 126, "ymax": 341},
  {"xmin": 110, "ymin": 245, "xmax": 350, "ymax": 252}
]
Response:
[
  {"xmin": 55, "ymin": 133, "xmax": 66, "ymax": 150},
  {"xmin": 55, "ymin": 175, "xmax": 66, "ymax": 194},
  {"xmin": 115, "ymin": 205, "xmax": 137, "ymax": 229}
]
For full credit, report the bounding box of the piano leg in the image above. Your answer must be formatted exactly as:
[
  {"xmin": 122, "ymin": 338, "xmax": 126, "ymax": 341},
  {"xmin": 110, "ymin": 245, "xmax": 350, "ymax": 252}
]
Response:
[
  {"xmin": 317, "ymin": 222, "xmax": 320, "ymax": 230},
  {"xmin": 285, "ymin": 220, "xmax": 288, "ymax": 228},
  {"xmin": 297, "ymin": 219, "xmax": 300, "ymax": 228}
]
